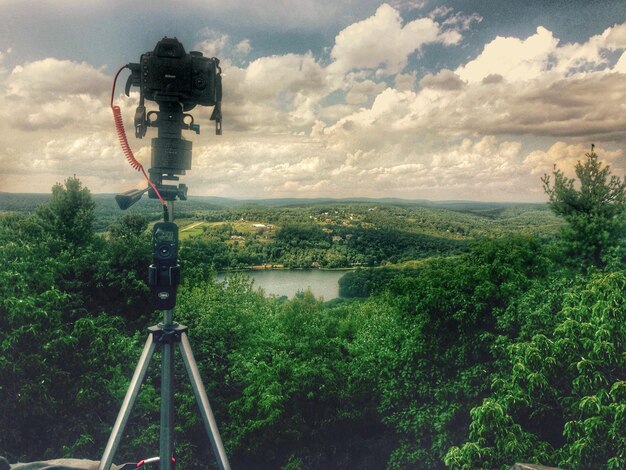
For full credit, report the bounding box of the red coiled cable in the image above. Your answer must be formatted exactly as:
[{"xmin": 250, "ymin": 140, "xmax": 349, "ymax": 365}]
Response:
[
  {"xmin": 111, "ymin": 65, "xmax": 166, "ymax": 206},
  {"xmin": 112, "ymin": 104, "xmax": 142, "ymax": 171}
]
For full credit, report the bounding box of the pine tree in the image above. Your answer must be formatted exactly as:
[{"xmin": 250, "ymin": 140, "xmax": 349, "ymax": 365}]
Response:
[{"xmin": 542, "ymin": 149, "xmax": 626, "ymax": 269}]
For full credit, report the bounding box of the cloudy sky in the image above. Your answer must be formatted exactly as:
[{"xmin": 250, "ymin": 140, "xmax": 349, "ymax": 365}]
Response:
[{"xmin": 1, "ymin": 0, "xmax": 625, "ymax": 202}]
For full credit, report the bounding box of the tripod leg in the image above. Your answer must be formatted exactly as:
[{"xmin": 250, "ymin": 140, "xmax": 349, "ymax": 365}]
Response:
[
  {"xmin": 99, "ymin": 333, "xmax": 156, "ymax": 470},
  {"xmin": 178, "ymin": 332, "xmax": 231, "ymax": 470},
  {"xmin": 159, "ymin": 341, "xmax": 175, "ymax": 470}
]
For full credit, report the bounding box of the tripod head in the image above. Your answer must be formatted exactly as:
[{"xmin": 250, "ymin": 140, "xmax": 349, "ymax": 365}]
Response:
[{"xmin": 114, "ymin": 36, "xmax": 222, "ymax": 208}]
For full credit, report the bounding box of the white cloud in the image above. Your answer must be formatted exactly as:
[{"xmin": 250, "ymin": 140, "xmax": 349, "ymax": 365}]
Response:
[
  {"xmin": 194, "ymin": 30, "xmax": 230, "ymax": 58},
  {"xmin": 523, "ymin": 142, "xmax": 624, "ymax": 177},
  {"xmin": 442, "ymin": 11, "xmax": 482, "ymax": 32},
  {"xmin": 245, "ymin": 53, "xmax": 325, "ymax": 97},
  {"xmin": 394, "ymin": 72, "xmax": 417, "ymax": 91},
  {"xmin": 457, "ymin": 21, "xmax": 626, "ymax": 84},
  {"xmin": 320, "ymin": 88, "xmax": 416, "ymax": 152},
  {"xmin": 433, "ymin": 7, "xmax": 482, "ymax": 45},
  {"xmin": 418, "ymin": 73, "xmax": 626, "ymax": 139},
  {"xmin": 328, "ymin": 3, "xmax": 442, "ymax": 76},
  {"xmin": 389, "ymin": 0, "xmax": 427, "ymax": 12},
  {"xmin": 194, "ymin": 29, "xmax": 253, "ymax": 65},
  {"xmin": 223, "ymin": 52, "xmax": 327, "ymax": 132},
  {"xmin": 183, "ymin": 132, "xmax": 536, "ymax": 201},
  {"xmin": 614, "ymin": 51, "xmax": 626, "ymax": 72},
  {"xmin": 456, "ymin": 27, "xmax": 559, "ymax": 83},
  {"xmin": 201, "ymin": 12, "xmax": 626, "ymax": 199},
  {"xmin": 1, "ymin": 6, "xmax": 624, "ymax": 202},
  {"xmin": 0, "ymin": 57, "xmax": 145, "ymax": 192},
  {"xmin": 0, "ymin": 58, "xmax": 112, "ymax": 133},
  {"xmin": 553, "ymin": 33, "xmax": 608, "ymax": 75},
  {"xmin": 428, "ymin": 6, "xmax": 453, "ymax": 20},
  {"xmin": 235, "ymin": 39, "xmax": 252, "ymax": 56},
  {"xmin": 419, "ymin": 69, "xmax": 465, "ymax": 90},
  {"xmin": 345, "ymin": 79, "xmax": 387, "ymax": 104},
  {"xmin": 5, "ymin": 58, "xmax": 109, "ymax": 99},
  {"xmin": 605, "ymin": 21, "xmax": 626, "ymax": 49}
]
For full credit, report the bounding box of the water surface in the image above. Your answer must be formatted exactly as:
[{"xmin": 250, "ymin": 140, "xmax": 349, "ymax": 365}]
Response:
[{"xmin": 217, "ymin": 269, "xmax": 348, "ymax": 300}]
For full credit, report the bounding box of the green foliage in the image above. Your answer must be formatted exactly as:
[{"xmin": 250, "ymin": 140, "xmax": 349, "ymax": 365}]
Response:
[
  {"xmin": 0, "ymin": 219, "xmax": 142, "ymax": 461},
  {"xmin": 446, "ymin": 272, "xmax": 626, "ymax": 469},
  {"xmin": 276, "ymin": 224, "xmax": 329, "ymax": 248},
  {"xmin": 2, "ymin": 174, "xmax": 624, "ymax": 470},
  {"xmin": 179, "ymin": 238, "xmax": 230, "ymax": 279},
  {"xmin": 35, "ymin": 176, "xmax": 96, "ymax": 248},
  {"xmin": 343, "ymin": 236, "xmax": 553, "ymax": 468},
  {"xmin": 338, "ymin": 267, "xmax": 402, "ymax": 297},
  {"xmin": 170, "ymin": 278, "xmax": 392, "ymax": 468},
  {"xmin": 108, "ymin": 213, "xmax": 148, "ymax": 239},
  {"xmin": 0, "ymin": 184, "xmax": 150, "ymax": 462},
  {"xmin": 542, "ymin": 151, "xmax": 626, "ymax": 269},
  {"xmin": 96, "ymin": 219, "xmax": 152, "ymax": 324}
]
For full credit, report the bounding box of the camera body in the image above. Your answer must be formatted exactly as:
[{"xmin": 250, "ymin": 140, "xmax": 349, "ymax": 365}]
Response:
[
  {"xmin": 149, "ymin": 222, "xmax": 180, "ymax": 310},
  {"xmin": 138, "ymin": 37, "xmax": 221, "ymax": 111}
]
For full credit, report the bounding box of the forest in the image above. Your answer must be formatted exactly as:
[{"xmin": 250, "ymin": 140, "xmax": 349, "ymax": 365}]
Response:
[
  {"xmin": 0, "ymin": 189, "xmax": 563, "ymax": 272},
  {"xmin": 0, "ymin": 151, "xmax": 625, "ymax": 469}
]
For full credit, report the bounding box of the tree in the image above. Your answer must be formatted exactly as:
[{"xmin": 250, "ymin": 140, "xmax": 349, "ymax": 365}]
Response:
[
  {"xmin": 108, "ymin": 213, "xmax": 148, "ymax": 240},
  {"xmin": 95, "ymin": 213, "xmax": 152, "ymax": 322},
  {"xmin": 0, "ymin": 212, "xmax": 142, "ymax": 462},
  {"xmin": 542, "ymin": 150, "xmax": 626, "ymax": 269},
  {"xmin": 36, "ymin": 176, "xmax": 96, "ymax": 248}
]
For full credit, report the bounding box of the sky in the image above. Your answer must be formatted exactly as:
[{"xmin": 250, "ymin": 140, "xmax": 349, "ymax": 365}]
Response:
[{"xmin": 0, "ymin": 0, "xmax": 625, "ymax": 202}]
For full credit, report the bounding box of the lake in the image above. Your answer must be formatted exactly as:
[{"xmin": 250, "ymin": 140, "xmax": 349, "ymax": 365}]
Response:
[{"xmin": 217, "ymin": 269, "xmax": 349, "ymax": 300}]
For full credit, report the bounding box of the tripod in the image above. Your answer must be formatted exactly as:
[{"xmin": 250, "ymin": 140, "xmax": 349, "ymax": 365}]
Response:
[
  {"xmin": 99, "ymin": 207, "xmax": 230, "ymax": 470},
  {"xmin": 106, "ymin": 40, "xmax": 226, "ymax": 469}
]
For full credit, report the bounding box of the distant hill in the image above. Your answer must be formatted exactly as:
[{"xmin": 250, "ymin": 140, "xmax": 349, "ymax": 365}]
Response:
[
  {"xmin": 1, "ymin": 192, "xmax": 554, "ymax": 233},
  {"xmin": 0, "ymin": 192, "xmax": 52, "ymax": 211},
  {"xmin": 187, "ymin": 194, "xmax": 547, "ymax": 213},
  {"xmin": 1, "ymin": 192, "xmax": 547, "ymax": 212}
]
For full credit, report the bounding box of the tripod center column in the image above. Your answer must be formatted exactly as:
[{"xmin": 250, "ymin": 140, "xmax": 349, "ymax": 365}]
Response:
[{"xmin": 159, "ymin": 201, "xmax": 177, "ymax": 470}]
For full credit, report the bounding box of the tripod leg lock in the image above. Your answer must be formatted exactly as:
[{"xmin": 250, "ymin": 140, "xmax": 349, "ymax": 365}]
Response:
[{"xmin": 149, "ymin": 324, "xmax": 189, "ymax": 344}]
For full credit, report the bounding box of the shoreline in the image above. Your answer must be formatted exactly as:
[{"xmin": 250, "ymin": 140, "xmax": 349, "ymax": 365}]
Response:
[{"xmin": 219, "ymin": 265, "xmax": 355, "ymax": 273}]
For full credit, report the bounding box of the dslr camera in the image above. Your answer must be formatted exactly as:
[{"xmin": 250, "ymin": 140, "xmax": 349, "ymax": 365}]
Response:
[{"xmin": 121, "ymin": 37, "xmax": 222, "ymax": 203}]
